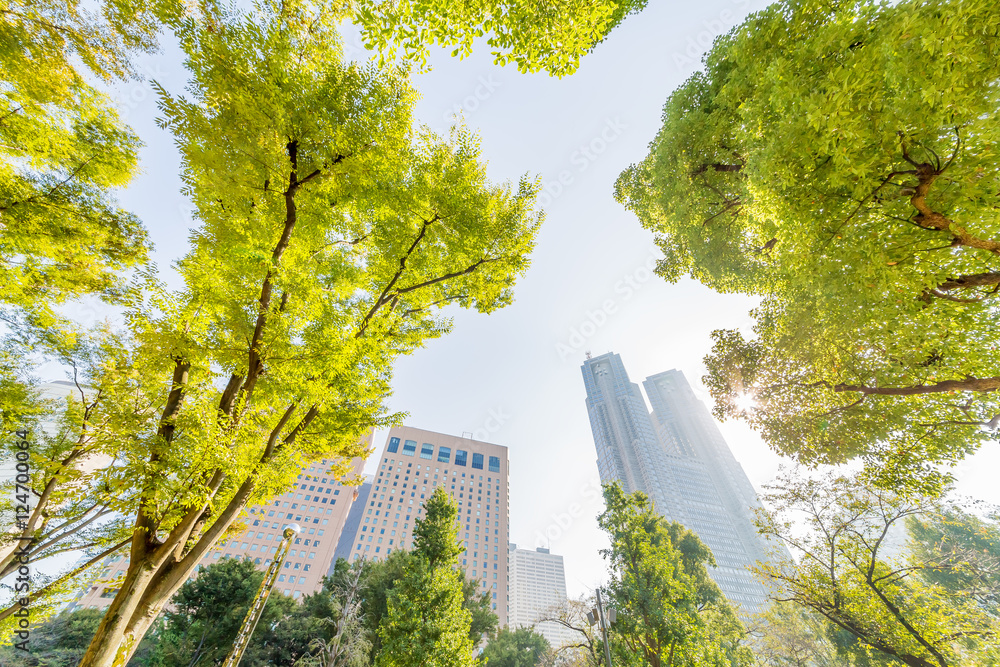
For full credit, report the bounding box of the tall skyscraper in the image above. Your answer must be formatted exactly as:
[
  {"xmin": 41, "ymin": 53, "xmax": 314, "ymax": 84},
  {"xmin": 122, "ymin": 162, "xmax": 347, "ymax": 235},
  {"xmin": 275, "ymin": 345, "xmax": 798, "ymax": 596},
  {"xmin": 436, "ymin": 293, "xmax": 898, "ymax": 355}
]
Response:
[
  {"xmin": 69, "ymin": 454, "xmax": 367, "ymax": 610},
  {"xmin": 582, "ymin": 352, "xmax": 780, "ymax": 612},
  {"xmin": 345, "ymin": 425, "xmax": 510, "ymax": 626},
  {"xmin": 507, "ymin": 544, "xmax": 576, "ymax": 649}
]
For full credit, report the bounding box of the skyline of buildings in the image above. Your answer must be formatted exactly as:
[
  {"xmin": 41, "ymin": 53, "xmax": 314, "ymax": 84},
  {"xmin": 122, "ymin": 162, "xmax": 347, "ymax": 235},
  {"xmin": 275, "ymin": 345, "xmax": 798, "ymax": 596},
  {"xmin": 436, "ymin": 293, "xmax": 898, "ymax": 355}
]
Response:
[
  {"xmin": 343, "ymin": 425, "xmax": 512, "ymax": 626},
  {"xmin": 507, "ymin": 544, "xmax": 575, "ymax": 650},
  {"xmin": 581, "ymin": 352, "xmax": 781, "ymax": 611},
  {"xmin": 57, "ymin": 347, "xmax": 778, "ymax": 633}
]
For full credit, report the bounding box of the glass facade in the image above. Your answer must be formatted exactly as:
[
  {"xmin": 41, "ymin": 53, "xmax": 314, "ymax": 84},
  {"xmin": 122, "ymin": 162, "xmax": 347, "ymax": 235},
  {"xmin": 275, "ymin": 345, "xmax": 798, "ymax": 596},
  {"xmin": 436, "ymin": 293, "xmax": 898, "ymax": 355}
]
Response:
[
  {"xmin": 581, "ymin": 353, "xmax": 786, "ymax": 613},
  {"xmin": 387, "ymin": 437, "xmax": 400, "ymax": 453},
  {"xmin": 472, "ymin": 453, "xmax": 484, "ymax": 470},
  {"xmin": 402, "ymin": 440, "xmax": 416, "ymax": 456}
]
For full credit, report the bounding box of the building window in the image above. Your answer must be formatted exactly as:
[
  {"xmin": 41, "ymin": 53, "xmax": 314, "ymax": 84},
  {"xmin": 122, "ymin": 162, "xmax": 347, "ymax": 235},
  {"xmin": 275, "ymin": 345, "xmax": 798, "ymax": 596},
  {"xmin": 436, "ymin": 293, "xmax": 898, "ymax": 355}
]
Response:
[
  {"xmin": 388, "ymin": 437, "xmax": 400, "ymax": 453},
  {"xmin": 402, "ymin": 440, "xmax": 417, "ymax": 456},
  {"xmin": 437, "ymin": 446, "xmax": 451, "ymax": 463},
  {"xmin": 472, "ymin": 453, "xmax": 484, "ymax": 470},
  {"xmin": 488, "ymin": 456, "xmax": 500, "ymax": 472},
  {"xmin": 455, "ymin": 450, "xmax": 468, "ymax": 467},
  {"xmin": 420, "ymin": 443, "xmax": 433, "ymax": 460}
]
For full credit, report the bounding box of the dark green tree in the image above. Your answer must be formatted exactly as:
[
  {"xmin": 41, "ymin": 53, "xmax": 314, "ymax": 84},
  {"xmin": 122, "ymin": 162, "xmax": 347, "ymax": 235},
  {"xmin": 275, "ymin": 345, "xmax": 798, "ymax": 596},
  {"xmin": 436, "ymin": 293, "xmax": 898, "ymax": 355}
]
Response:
[
  {"xmin": 481, "ymin": 627, "xmax": 552, "ymax": 667},
  {"xmin": 599, "ymin": 482, "xmax": 752, "ymax": 667},
  {"xmin": 0, "ymin": 608, "xmax": 104, "ymax": 666},
  {"xmin": 376, "ymin": 487, "xmax": 476, "ymax": 667}
]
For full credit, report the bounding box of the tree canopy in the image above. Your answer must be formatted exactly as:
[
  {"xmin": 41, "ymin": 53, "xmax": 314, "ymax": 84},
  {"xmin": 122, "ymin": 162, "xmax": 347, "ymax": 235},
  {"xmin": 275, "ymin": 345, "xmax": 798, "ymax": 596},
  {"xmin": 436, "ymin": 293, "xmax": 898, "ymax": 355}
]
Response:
[
  {"xmin": 481, "ymin": 626, "xmax": 552, "ymax": 667},
  {"xmin": 599, "ymin": 482, "xmax": 752, "ymax": 667},
  {"xmin": 754, "ymin": 469, "xmax": 1000, "ymax": 667},
  {"xmin": 615, "ymin": 0, "xmax": 1000, "ymax": 490},
  {"xmin": 376, "ymin": 488, "xmax": 477, "ymax": 667},
  {"xmin": 18, "ymin": 0, "xmax": 542, "ymax": 661},
  {"xmin": 350, "ymin": 0, "xmax": 647, "ymax": 76},
  {"xmin": 0, "ymin": 0, "xmax": 173, "ymax": 323}
]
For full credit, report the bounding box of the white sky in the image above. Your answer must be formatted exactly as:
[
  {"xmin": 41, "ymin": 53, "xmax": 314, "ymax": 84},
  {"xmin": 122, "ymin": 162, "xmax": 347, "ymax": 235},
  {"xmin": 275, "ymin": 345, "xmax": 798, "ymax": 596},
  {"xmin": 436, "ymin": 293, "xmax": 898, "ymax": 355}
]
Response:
[{"xmin": 43, "ymin": 0, "xmax": 1000, "ymax": 598}]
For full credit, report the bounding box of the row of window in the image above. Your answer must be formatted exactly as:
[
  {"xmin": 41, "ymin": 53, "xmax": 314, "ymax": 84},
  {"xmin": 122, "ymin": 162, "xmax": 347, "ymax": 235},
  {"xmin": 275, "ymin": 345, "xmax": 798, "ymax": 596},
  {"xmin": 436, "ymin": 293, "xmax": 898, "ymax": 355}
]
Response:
[{"xmin": 387, "ymin": 438, "xmax": 501, "ymax": 472}]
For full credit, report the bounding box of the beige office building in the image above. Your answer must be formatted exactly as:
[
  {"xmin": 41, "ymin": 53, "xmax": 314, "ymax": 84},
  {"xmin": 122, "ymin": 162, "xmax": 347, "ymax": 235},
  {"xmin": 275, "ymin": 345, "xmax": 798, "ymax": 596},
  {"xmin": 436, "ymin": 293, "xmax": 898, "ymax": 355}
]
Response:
[
  {"xmin": 346, "ymin": 425, "xmax": 510, "ymax": 626},
  {"xmin": 69, "ymin": 454, "xmax": 367, "ymax": 610},
  {"xmin": 508, "ymin": 544, "xmax": 576, "ymax": 649}
]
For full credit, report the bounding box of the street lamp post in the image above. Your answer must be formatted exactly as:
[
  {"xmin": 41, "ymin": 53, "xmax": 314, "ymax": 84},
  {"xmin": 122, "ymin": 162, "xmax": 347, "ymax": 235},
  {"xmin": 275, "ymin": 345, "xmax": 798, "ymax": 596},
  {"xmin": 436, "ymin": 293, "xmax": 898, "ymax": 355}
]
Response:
[
  {"xmin": 221, "ymin": 523, "xmax": 301, "ymax": 667},
  {"xmin": 596, "ymin": 588, "xmax": 613, "ymax": 667},
  {"xmin": 586, "ymin": 588, "xmax": 616, "ymax": 667}
]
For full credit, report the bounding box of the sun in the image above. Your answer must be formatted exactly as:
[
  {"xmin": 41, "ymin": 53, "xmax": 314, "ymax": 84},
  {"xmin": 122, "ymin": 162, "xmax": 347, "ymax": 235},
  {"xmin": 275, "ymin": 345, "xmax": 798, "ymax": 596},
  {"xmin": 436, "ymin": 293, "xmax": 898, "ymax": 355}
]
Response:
[{"xmin": 733, "ymin": 392, "xmax": 757, "ymax": 413}]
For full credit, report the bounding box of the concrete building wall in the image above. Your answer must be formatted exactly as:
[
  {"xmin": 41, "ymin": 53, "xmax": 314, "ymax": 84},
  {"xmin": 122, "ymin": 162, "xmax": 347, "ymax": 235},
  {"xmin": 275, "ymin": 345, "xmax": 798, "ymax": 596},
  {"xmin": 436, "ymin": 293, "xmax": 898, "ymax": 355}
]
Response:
[{"xmin": 345, "ymin": 425, "xmax": 510, "ymax": 627}]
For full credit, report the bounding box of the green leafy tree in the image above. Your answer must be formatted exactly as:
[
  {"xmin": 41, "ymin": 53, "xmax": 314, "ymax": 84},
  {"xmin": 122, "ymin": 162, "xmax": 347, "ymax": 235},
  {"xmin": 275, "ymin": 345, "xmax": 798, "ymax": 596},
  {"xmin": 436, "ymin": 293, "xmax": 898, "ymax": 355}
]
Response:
[
  {"xmin": 614, "ymin": 0, "xmax": 1000, "ymax": 491},
  {"xmin": 0, "ymin": 0, "xmax": 185, "ymax": 634},
  {"xmin": 376, "ymin": 487, "xmax": 476, "ymax": 667},
  {"xmin": 754, "ymin": 469, "xmax": 999, "ymax": 667},
  {"xmin": 750, "ymin": 601, "xmax": 852, "ymax": 667},
  {"xmin": 599, "ymin": 482, "xmax": 752, "ymax": 667},
  {"xmin": 0, "ymin": 354, "xmax": 133, "ymax": 639},
  {"xmin": 0, "ymin": 608, "xmax": 104, "ymax": 666},
  {"xmin": 482, "ymin": 626, "xmax": 552, "ymax": 667},
  {"xmin": 65, "ymin": 0, "xmax": 538, "ymax": 662},
  {"xmin": 908, "ymin": 507, "xmax": 1000, "ymax": 608},
  {"xmin": 0, "ymin": 0, "xmax": 183, "ymax": 321},
  {"xmin": 128, "ymin": 558, "xmax": 298, "ymax": 667},
  {"xmin": 351, "ymin": 0, "xmax": 646, "ymax": 76}
]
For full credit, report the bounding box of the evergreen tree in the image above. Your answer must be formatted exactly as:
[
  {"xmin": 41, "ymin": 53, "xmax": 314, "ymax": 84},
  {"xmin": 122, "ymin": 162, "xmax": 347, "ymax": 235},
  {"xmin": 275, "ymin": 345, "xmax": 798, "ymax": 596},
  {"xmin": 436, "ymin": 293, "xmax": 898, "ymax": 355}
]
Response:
[
  {"xmin": 481, "ymin": 627, "xmax": 552, "ymax": 667},
  {"xmin": 376, "ymin": 488, "xmax": 476, "ymax": 667}
]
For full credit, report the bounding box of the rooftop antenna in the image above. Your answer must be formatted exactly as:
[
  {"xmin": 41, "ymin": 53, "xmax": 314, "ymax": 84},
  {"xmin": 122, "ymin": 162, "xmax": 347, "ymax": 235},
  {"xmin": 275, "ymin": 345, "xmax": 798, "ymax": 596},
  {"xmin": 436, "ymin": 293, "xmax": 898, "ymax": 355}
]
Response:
[{"xmin": 585, "ymin": 351, "xmax": 592, "ymax": 359}]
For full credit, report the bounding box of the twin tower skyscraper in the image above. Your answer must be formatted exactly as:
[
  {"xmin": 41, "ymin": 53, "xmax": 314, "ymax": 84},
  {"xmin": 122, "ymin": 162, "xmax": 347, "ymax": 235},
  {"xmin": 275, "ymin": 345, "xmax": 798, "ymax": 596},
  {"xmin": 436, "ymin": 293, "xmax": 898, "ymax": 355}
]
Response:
[{"xmin": 581, "ymin": 352, "xmax": 780, "ymax": 612}]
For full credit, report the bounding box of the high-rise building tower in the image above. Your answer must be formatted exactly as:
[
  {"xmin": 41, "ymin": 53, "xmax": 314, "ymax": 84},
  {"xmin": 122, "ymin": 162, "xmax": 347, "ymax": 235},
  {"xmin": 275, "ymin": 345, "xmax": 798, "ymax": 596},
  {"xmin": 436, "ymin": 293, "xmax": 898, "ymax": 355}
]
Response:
[
  {"xmin": 507, "ymin": 544, "xmax": 576, "ymax": 649},
  {"xmin": 582, "ymin": 353, "xmax": 779, "ymax": 612},
  {"xmin": 345, "ymin": 426, "xmax": 510, "ymax": 626}
]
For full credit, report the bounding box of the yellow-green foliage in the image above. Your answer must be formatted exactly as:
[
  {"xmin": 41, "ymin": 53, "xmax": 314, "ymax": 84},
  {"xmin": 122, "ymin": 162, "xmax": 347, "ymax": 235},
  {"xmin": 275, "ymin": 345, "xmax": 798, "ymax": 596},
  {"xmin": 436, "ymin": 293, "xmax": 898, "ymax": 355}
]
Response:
[{"xmin": 616, "ymin": 0, "xmax": 1000, "ymax": 491}]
